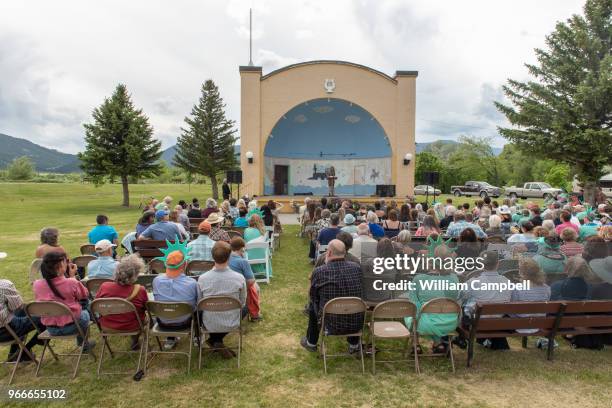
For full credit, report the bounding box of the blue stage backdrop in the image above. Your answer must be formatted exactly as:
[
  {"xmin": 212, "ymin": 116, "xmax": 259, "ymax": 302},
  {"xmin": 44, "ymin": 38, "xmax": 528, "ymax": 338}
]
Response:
[{"xmin": 264, "ymin": 98, "xmax": 392, "ymax": 195}]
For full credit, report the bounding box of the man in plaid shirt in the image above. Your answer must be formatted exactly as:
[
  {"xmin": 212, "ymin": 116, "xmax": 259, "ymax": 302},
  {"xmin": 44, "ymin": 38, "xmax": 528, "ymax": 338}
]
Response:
[
  {"xmin": 0, "ymin": 279, "xmax": 45, "ymax": 362},
  {"xmin": 301, "ymin": 240, "xmax": 363, "ymax": 353}
]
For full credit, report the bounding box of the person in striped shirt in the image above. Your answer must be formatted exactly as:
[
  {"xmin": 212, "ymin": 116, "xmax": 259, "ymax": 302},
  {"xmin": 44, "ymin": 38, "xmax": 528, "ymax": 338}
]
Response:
[{"xmin": 560, "ymin": 228, "xmax": 584, "ymax": 258}]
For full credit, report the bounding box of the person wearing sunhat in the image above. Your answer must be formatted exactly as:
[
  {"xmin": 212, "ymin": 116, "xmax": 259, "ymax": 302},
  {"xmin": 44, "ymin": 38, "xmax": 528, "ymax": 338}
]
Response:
[
  {"xmin": 152, "ymin": 244, "xmax": 200, "ymax": 350},
  {"xmin": 340, "ymin": 213, "xmax": 358, "ymax": 235},
  {"xmin": 206, "ymin": 213, "xmax": 230, "ymax": 242},
  {"xmin": 140, "ymin": 210, "xmax": 181, "ymax": 241},
  {"xmin": 86, "ymin": 239, "xmax": 118, "ymax": 279},
  {"xmin": 534, "ymin": 236, "xmax": 567, "ymax": 275}
]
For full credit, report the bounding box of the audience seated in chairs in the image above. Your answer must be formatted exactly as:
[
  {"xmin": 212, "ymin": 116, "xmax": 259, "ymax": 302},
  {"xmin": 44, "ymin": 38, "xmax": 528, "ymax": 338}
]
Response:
[
  {"xmin": 169, "ymin": 210, "xmax": 190, "ymax": 241},
  {"xmin": 187, "ymin": 221, "xmax": 215, "ymax": 262},
  {"xmin": 362, "ymin": 238, "xmax": 398, "ymax": 304},
  {"xmin": 382, "ymin": 209, "xmax": 402, "ymax": 238},
  {"xmin": 87, "ymin": 240, "xmax": 118, "ymax": 280},
  {"xmin": 152, "ymin": 250, "xmax": 201, "ymax": 350},
  {"xmin": 461, "ymin": 250, "xmax": 511, "ymax": 350},
  {"xmin": 198, "ymin": 241, "xmax": 247, "ymax": 359},
  {"xmin": 0, "ymin": 278, "xmax": 45, "ymax": 362},
  {"xmin": 95, "ymin": 254, "xmax": 148, "ymax": 350},
  {"xmin": 550, "ymin": 257, "xmax": 595, "ymax": 301},
  {"xmin": 233, "ymin": 207, "xmax": 249, "ymax": 228},
  {"xmin": 405, "ymin": 245, "xmax": 460, "ymax": 355},
  {"xmin": 228, "ymin": 237, "xmax": 261, "ymax": 321},
  {"xmin": 414, "ymin": 215, "xmax": 440, "ymax": 237},
  {"xmin": 35, "ymin": 227, "xmax": 67, "ymax": 259},
  {"xmin": 393, "ymin": 230, "xmax": 417, "ymax": 257},
  {"xmin": 202, "ymin": 198, "xmax": 220, "ymax": 219},
  {"xmin": 32, "ymin": 251, "xmax": 95, "ymax": 352},
  {"xmin": 301, "ymin": 239, "xmax": 363, "ymax": 355},
  {"xmin": 314, "ymin": 231, "xmax": 360, "ymax": 268}
]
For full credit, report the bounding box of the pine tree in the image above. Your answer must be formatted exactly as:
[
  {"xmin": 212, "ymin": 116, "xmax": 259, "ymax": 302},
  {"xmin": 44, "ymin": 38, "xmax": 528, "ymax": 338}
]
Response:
[
  {"xmin": 174, "ymin": 80, "xmax": 237, "ymax": 199},
  {"xmin": 78, "ymin": 84, "xmax": 162, "ymax": 207},
  {"xmin": 495, "ymin": 0, "xmax": 611, "ymax": 204}
]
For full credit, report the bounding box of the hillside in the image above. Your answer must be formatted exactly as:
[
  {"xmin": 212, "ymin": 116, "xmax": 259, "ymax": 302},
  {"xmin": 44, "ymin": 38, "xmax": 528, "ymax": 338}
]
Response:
[{"xmin": 0, "ymin": 133, "xmax": 81, "ymax": 173}]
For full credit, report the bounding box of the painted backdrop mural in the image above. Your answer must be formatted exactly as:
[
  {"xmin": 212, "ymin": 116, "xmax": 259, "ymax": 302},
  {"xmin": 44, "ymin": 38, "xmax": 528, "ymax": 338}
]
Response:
[{"xmin": 263, "ymin": 98, "xmax": 392, "ymax": 195}]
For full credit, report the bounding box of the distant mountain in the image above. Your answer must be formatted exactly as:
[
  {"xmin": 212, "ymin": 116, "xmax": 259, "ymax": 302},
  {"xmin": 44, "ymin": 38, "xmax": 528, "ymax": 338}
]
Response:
[
  {"xmin": 416, "ymin": 139, "xmax": 502, "ymax": 156},
  {"xmin": 161, "ymin": 144, "xmax": 241, "ymax": 166},
  {"xmin": 0, "ymin": 133, "xmax": 81, "ymax": 173}
]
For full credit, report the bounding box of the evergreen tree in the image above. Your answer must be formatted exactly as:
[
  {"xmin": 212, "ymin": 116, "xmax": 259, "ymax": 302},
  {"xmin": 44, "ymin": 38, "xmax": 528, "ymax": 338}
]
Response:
[
  {"xmin": 496, "ymin": 0, "xmax": 612, "ymax": 204},
  {"xmin": 174, "ymin": 80, "xmax": 237, "ymax": 199},
  {"xmin": 78, "ymin": 84, "xmax": 162, "ymax": 207}
]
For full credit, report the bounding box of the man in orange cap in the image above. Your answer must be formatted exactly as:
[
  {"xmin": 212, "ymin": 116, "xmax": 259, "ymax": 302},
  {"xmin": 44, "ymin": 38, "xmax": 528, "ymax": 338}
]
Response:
[{"xmin": 152, "ymin": 249, "xmax": 200, "ymax": 350}]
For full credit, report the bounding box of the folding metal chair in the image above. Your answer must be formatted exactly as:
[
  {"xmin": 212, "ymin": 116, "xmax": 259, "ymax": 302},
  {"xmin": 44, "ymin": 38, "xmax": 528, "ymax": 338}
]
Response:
[
  {"xmin": 0, "ymin": 324, "xmax": 39, "ymax": 384},
  {"xmin": 136, "ymin": 274, "xmax": 156, "ymax": 292},
  {"xmin": 28, "ymin": 259, "xmax": 42, "ymax": 284},
  {"xmin": 91, "ymin": 298, "xmax": 146, "ymax": 377},
  {"xmin": 72, "ymin": 255, "xmax": 96, "ymax": 277},
  {"xmin": 147, "ymin": 259, "xmax": 165, "ymax": 275},
  {"xmin": 369, "ymin": 299, "xmax": 419, "ymax": 374},
  {"xmin": 144, "ymin": 301, "xmax": 195, "ymax": 374},
  {"xmin": 186, "ymin": 260, "xmax": 215, "ymax": 276},
  {"xmin": 246, "ymin": 241, "xmax": 272, "ymax": 284},
  {"xmin": 25, "ymin": 301, "xmax": 96, "ymax": 379},
  {"xmin": 320, "ymin": 297, "xmax": 367, "ymax": 374},
  {"xmin": 85, "ymin": 278, "xmax": 113, "ymax": 299},
  {"xmin": 416, "ymin": 298, "xmax": 461, "ymax": 373},
  {"xmin": 197, "ymin": 296, "xmax": 243, "ymax": 369},
  {"xmin": 80, "ymin": 244, "xmax": 96, "ymax": 255}
]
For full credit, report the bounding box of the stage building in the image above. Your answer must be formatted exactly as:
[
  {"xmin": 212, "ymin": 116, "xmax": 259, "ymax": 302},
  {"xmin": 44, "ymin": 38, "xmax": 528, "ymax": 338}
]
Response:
[{"xmin": 239, "ymin": 60, "xmax": 417, "ymax": 200}]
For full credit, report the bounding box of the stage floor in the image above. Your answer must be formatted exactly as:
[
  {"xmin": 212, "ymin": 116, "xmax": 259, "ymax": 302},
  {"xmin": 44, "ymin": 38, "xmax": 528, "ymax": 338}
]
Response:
[{"xmin": 255, "ymin": 195, "xmax": 409, "ymax": 213}]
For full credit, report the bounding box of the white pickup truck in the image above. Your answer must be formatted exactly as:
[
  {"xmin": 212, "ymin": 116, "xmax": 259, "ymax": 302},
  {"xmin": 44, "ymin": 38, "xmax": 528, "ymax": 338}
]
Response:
[{"xmin": 505, "ymin": 182, "xmax": 562, "ymax": 200}]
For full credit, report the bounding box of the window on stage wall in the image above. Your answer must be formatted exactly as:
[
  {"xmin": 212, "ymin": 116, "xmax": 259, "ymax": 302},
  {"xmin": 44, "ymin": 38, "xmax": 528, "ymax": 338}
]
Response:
[{"xmin": 263, "ymin": 98, "xmax": 392, "ymax": 196}]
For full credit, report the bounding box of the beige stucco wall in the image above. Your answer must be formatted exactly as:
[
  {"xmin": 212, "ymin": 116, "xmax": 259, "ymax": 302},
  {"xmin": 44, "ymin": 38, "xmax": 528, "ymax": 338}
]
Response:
[{"xmin": 239, "ymin": 61, "xmax": 416, "ymax": 197}]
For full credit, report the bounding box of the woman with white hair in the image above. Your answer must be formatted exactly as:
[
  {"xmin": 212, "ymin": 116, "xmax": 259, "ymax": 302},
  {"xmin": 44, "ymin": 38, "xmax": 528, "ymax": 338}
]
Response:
[
  {"xmin": 485, "ymin": 215, "xmax": 504, "ymax": 239},
  {"xmin": 367, "ymin": 211, "xmax": 385, "ymax": 239},
  {"xmin": 202, "ymin": 198, "xmax": 220, "ymax": 219},
  {"xmin": 95, "ymin": 254, "xmax": 148, "ymax": 350}
]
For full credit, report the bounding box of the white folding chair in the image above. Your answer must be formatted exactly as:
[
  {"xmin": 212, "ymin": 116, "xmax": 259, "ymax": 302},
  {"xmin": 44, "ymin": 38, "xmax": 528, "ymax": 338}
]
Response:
[{"xmin": 246, "ymin": 241, "xmax": 272, "ymax": 284}]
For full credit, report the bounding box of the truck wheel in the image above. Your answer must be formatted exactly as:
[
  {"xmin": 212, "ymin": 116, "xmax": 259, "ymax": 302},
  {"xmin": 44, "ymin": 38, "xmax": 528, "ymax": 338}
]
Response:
[
  {"xmin": 509, "ymin": 193, "xmax": 518, "ymax": 199},
  {"xmin": 480, "ymin": 191, "xmax": 488, "ymax": 198},
  {"xmin": 453, "ymin": 190, "xmax": 461, "ymax": 197}
]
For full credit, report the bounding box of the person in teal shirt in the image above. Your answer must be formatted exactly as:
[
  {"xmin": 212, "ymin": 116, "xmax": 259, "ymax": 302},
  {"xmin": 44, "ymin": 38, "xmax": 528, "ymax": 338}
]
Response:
[
  {"xmin": 578, "ymin": 213, "xmax": 599, "ymax": 241},
  {"xmin": 534, "ymin": 236, "xmax": 566, "ymax": 274},
  {"xmin": 88, "ymin": 215, "xmax": 119, "ymax": 247},
  {"xmin": 404, "ymin": 246, "xmax": 460, "ymax": 354},
  {"xmin": 243, "ymin": 214, "xmax": 273, "ymax": 278}
]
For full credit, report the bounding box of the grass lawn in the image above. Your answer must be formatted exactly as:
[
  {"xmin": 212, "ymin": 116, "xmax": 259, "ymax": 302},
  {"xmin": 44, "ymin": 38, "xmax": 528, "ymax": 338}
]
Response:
[{"xmin": 0, "ymin": 183, "xmax": 610, "ymax": 408}]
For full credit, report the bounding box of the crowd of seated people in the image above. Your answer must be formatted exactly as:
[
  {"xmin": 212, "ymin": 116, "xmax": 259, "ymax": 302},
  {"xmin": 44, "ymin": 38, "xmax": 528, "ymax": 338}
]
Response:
[{"xmin": 296, "ymin": 195, "xmax": 611, "ymax": 355}]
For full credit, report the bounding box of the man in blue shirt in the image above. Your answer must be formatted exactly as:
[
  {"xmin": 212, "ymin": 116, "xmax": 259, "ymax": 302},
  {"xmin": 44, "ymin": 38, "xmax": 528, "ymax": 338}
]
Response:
[
  {"xmin": 88, "ymin": 215, "xmax": 119, "ymax": 246},
  {"xmin": 317, "ymin": 213, "xmax": 342, "ymax": 246},
  {"xmin": 152, "ymin": 250, "xmax": 200, "ymax": 350},
  {"xmin": 141, "ymin": 210, "xmax": 181, "ymax": 241},
  {"xmin": 227, "ymin": 236, "xmax": 260, "ymax": 321},
  {"xmin": 446, "ymin": 211, "xmax": 487, "ymax": 239},
  {"xmin": 87, "ymin": 240, "xmax": 118, "ymax": 279}
]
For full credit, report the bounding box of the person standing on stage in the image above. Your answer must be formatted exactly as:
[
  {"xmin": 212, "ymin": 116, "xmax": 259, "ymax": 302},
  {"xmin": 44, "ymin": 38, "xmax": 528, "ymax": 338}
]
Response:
[
  {"xmin": 222, "ymin": 179, "xmax": 231, "ymax": 201},
  {"xmin": 325, "ymin": 166, "xmax": 336, "ymax": 197}
]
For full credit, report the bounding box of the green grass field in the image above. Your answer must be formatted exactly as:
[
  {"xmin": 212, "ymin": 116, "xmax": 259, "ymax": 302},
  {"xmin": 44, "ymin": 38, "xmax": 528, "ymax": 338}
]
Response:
[{"xmin": 0, "ymin": 183, "xmax": 610, "ymax": 408}]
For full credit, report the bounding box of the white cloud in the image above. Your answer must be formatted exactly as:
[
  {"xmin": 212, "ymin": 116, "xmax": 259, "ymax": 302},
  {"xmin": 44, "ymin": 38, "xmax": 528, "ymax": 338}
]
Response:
[{"xmin": 0, "ymin": 0, "xmax": 585, "ymax": 153}]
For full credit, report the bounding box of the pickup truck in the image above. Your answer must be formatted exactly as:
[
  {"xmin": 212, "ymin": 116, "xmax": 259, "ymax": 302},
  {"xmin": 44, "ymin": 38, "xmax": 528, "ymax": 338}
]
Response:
[
  {"xmin": 505, "ymin": 182, "xmax": 562, "ymax": 200},
  {"xmin": 450, "ymin": 181, "xmax": 502, "ymax": 198}
]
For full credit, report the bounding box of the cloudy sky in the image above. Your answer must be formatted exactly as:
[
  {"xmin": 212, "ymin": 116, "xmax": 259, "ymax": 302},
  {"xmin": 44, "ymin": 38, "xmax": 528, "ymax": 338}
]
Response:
[{"xmin": 0, "ymin": 0, "xmax": 585, "ymax": 154}]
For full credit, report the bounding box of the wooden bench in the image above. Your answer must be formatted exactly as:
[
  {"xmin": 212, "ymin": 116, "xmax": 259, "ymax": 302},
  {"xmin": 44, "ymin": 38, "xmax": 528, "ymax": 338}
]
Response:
[
  {"xmin": 132, "ymin": 240, "xmax": 172, "ymax": 262},
  {"xmin": 462, "ymin": 300, "xmax": 612, "ymax": 367}
]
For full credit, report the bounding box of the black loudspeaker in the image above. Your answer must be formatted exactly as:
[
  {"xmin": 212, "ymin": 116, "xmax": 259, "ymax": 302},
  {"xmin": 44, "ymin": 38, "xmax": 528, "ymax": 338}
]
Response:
[
  {"xmin": 424, "ymin": 171, "xmax": 440, "ymax": 185},
  {"xmin": 376, "ymin": 184, "xmax": 396, "ymax": 197},
  {"xmin": 226, "ymin": 170, "xmax": 243, "ymax": 184}
]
